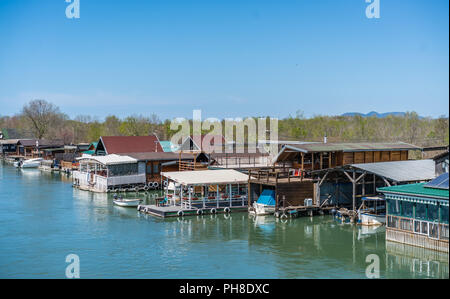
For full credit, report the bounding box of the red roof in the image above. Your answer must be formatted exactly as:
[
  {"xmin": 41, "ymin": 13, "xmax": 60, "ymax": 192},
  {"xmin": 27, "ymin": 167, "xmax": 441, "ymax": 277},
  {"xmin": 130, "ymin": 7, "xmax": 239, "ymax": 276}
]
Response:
[{"xmin": 99, "ymin": 136, "xmax": 163, "ymax": 154}]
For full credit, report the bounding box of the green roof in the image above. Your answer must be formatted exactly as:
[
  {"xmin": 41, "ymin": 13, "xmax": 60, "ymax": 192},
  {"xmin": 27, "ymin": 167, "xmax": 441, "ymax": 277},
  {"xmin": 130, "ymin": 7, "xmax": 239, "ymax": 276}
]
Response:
[
  {"xmin": 159, "ymin": 141, "xmax": 179, "ymax": 152},
  {"xmin": 378, "ymin": 183, "xmax": 449, "ymax": 200},
  {"xmin": 82, "ymin": 150, "xmax": 95, "ymax": 155}
]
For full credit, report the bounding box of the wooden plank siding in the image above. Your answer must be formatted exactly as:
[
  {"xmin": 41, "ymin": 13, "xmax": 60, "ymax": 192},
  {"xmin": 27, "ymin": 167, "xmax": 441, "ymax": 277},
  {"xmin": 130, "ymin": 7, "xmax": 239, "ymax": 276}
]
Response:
[{"xmin": 277, "ymin": 181, "xmax": 315, "ymax": 207}]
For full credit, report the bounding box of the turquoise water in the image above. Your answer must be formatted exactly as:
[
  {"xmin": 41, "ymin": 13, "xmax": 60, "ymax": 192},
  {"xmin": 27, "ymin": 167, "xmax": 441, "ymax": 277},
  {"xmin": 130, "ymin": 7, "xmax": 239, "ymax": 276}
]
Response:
[{"xmin": 0, "ymin": 162, "xmax": 448, "ymax": 278}]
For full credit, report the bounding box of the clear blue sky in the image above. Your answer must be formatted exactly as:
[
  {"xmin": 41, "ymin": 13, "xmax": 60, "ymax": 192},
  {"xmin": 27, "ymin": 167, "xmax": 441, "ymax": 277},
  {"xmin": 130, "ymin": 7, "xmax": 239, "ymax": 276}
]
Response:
[{"xmin": 0, "ymin": 0, "xmax": 448, "ymax": 120}]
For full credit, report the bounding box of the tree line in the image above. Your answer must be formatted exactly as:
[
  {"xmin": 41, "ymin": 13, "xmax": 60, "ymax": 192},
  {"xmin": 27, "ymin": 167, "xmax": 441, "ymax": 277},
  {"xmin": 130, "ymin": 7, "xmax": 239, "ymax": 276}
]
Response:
[{"xmin": 0, "ymin": 100, "xmax": 448, "ymax": 148}]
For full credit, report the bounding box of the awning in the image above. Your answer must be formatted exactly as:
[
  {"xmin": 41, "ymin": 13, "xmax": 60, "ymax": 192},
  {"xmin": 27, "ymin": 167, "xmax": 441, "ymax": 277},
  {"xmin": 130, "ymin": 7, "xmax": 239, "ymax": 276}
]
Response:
[
  {"xmin": 161, "ymin": 169, "xmax": 249, "ymax": 186},
  {"xmin": 76, "ymin": 154, "xmax": 137, "ymax": 166}
]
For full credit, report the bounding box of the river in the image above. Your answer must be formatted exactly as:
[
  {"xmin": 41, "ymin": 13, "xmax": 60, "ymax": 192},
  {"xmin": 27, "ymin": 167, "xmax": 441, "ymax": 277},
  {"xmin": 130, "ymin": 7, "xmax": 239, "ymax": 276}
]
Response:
[{"xmin": 0, "ymin": 162, "xmax": 447, "ymax": 278}]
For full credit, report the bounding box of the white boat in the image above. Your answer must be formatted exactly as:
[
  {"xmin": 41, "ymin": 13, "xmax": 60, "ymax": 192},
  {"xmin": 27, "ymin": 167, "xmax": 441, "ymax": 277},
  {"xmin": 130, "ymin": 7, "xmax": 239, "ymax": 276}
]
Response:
[
  {"xmin": 358, "ymin": 212, "xmax": 386, "ymax": 226},
  {"xmin": 249, "ymin": 189, "xmax": 276, "ymax": 216},
  {"xmin": 113, "ymin": 198, "xmax": 142, "ymax": 207},
  {"xmin": 358, "ymin": 196, "xmax": 386, "ymax": 226},
  {"xmin": 14, "ymin": 158, "xmax": 44, "ymax": 168}
]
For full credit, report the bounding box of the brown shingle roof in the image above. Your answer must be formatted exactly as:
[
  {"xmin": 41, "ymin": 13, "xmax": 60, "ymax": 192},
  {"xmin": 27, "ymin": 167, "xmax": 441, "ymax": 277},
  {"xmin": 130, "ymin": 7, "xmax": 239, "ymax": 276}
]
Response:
[{"xmin": 99, "ymin": 135, "xmax": 163, "ymax": 154}]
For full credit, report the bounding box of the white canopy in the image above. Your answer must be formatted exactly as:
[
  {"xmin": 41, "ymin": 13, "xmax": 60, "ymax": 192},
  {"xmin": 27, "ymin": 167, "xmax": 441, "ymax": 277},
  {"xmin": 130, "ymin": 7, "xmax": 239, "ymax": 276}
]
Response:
[
  {"xmin": 161, "ymin": 169, "xmax": 249, "ymax": 186},
  {"xmin": 76, "ymin": 154, "xmax": 137, "ymax": 166}
]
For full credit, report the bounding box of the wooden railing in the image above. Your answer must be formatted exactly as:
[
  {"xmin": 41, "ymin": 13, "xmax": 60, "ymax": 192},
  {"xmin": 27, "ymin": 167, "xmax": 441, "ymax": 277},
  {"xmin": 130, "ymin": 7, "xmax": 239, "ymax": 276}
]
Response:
[
  {"xmin": 387, "ymin": 215, "xmax": 449, "ymax": 241},
  {"xmin": 179, "ymin": 161, "xmax": 208, "ymax": 171}
]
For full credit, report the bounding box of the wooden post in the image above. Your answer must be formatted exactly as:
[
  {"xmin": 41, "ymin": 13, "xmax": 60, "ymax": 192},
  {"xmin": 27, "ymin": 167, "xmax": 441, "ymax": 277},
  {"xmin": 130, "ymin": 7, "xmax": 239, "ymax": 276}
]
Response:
[
  {"xmin": 352, "ymin": 171, "xmax": 356, "ymax": 211},
  {"xmin": 248, "ymin": 177, "xmax": 251, "ymax": 207},
  {"xmin": 180, "ymin": 185, "xmax": 184, "ymax": 208},
  {"xmin": 203, "ymin": 185, "xmax": 206, "ymax": 209},
  {"xmin": 189, "ymin": 185, "xmax": 192, "ymax": 209},
  {"xmin": 362, "ymin": 176, "xmax": 366, "ymax": 196},
  {"xmin": 301, "ymin": 152, "xmax": 304, "ymax": 173},
  {"xmin": 320, "ymin": 153, "xmax": 323, "ymax": 169},
  {"xmin": 216, "ymin": 184, "xmax": 220, "ymax": 208},
  {"xmin": 229, "ymin": 184, "xmax": 232, "ymax": 208},
  {"xmin": 311, "ymin": 153, "xmax": 314, "ymax": 171}
]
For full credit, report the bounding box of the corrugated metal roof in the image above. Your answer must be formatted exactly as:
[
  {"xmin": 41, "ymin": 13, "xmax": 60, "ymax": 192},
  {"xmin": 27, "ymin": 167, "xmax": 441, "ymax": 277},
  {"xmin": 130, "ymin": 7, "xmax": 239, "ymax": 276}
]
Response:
[
  {"xmin": 77, "ymin": 154, "xmax": 137, "ymax": 165},
  {"xmin": 283, "ymin": 142, "xmax": 421, "ymax": 153},
  {"xmin": 350, "ymin": 159, "xmax": 435, "ymax": 182},
  {"xmin": 161, "ymin": 169, "xmax": 249, "ymax": 186},
  {"xmin": 378, "ymin": 183, "xmax": 449, "ymax": 200},
  {"xmin": 159, "ymin": 141, "xmax": 179, "ymax": 152}
]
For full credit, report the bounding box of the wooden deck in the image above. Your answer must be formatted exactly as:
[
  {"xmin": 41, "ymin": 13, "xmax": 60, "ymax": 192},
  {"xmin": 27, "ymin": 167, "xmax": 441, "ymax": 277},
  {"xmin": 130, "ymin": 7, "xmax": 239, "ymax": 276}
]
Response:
[{"xmin": 138, "ymin": 202, "xmax": 249, "ymax": 218}]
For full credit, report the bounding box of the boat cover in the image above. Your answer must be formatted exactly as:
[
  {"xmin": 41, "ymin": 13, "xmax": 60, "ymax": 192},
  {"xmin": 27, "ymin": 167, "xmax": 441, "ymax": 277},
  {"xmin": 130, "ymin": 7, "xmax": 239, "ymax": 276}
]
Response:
[{"xmin": 256, "ymin": 190, "xmax": 276, "ymax": 206}]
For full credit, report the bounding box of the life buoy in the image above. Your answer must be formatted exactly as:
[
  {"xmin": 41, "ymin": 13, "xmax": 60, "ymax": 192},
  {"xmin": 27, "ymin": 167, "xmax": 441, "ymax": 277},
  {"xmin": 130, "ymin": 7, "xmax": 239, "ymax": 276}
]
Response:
[
  {"xmin": 281, "ymin": 213, "xmax": 288, "ymax": 219},
  {"xmin": 143, "ymin": 185, "xmax": 149, "ymax": 191},
  {"xmin": 224, "ymin": 207, "xmax": 231, "ymax": 213},
  {"xmin": 210, "ymin": 208, "xmax": 217, "ymax": 214},
  {"xmin": 177, "ymin": 210, "xmax": 184, "ymax": 217},
  {"xmin": 153, "ymin": 182, "xmax": 159, "ymax": 189},
  {"xmin": 197, "ymin": 209, "xmax": 203, "ymax": 215},
  {"xmin": 163, "ymin": 181, "xmax": 168, "ymax": 187}
]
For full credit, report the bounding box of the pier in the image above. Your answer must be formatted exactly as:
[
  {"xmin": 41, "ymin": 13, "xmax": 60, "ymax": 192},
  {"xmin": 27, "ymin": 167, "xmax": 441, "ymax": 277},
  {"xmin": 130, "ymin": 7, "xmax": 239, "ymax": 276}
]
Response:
[{"xmin": 139, "ymin": 169, "xmax": 250, "ymax": 218}]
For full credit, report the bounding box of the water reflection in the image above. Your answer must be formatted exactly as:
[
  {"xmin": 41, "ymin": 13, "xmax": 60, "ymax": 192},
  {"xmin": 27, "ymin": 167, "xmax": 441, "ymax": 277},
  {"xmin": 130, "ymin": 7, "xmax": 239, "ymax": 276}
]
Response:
[
  {"xmin": 385, "ymin": 241, "xmax": 449, "ymax": 278},
  {"xmin": 1, "ymin": 162, "xmax": 448, "ymax": 278}
]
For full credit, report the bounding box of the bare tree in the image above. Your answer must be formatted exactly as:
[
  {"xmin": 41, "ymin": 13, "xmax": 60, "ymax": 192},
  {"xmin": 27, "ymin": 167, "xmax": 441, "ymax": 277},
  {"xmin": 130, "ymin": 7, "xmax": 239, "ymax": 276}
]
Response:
[{"xmin": 22, "ymin": 99, "xmax": 61, "ymax": 139}]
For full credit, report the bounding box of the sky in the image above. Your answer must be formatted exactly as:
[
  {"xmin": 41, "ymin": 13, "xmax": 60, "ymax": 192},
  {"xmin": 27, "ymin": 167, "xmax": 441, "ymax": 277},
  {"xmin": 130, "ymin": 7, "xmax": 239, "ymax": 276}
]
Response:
[{"xmin": 0, "ymin": 0, "xmax": 448, "ymax": 121}]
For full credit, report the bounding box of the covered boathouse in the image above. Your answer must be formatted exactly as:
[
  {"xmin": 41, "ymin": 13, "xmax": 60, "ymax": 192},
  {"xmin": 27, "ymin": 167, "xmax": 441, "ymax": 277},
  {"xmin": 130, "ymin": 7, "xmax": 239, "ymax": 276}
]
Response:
[
  {"xmin": 73, "ymin": 154, "xmax": 145, "ymax": 192},
  {"xmin": 249, "ymin": 142, "xmax": 423, "ymax": 217},
  {"xmin": 138, "ymin": 169, "xmax": 250, "ymax": 217},
  {"xmin": 378, "ymin": 173, "xmax": 449, "ymax": 253}
]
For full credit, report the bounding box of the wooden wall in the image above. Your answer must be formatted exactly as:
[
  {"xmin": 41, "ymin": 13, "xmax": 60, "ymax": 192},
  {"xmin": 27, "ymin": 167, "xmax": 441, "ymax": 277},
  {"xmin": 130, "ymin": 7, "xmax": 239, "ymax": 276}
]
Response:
[
  {"xmin": 337, "ymin": 150, "xmax": 408, "ymax": 166},
  {"xmin": 386, "ymin": 228, "xmax": 449, "ymax": 253},
  {"xmin": 277, "ymin": 181, "xmax": 314, "ymax": 207}
]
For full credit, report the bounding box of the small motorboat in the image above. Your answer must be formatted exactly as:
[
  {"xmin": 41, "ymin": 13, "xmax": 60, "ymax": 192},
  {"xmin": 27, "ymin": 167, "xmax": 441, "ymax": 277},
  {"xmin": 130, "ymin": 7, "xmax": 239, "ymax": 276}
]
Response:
[
  {"xmin": 113, "ymin": 198, "xmax": 142, "ymax": 207},
  {"xmin": 357, "ymin": 196, "xmax": 386, "ymax": 226},
  {"xmin": 249, "ymin": 189, "xmax": 276, "ymax": 216},
  {"xmin": 14, "ymin": 158, "xmax": 44, "ymax": 168}
]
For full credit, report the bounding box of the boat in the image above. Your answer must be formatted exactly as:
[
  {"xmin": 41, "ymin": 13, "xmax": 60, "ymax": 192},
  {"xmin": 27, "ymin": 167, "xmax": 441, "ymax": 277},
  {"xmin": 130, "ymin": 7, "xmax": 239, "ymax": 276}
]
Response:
[
  {"xmin": 357, "ymin": 196, "xmax": 386, "ymax": 226},
  {"xmin": 113, "ymin": 198, "xmax": 142, "ymax": 207},
  {"xmin": 14, "ymin": 158, "xmax": 44, "ymax": 168},
  {"xmin": 249, "ymin": 189, "xmax": 276, "ymax": 216}
]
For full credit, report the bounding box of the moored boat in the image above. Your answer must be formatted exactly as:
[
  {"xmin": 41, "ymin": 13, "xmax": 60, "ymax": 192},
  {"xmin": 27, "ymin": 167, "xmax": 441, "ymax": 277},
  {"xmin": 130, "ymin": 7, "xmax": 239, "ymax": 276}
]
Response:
[
  {"xmin": 357, "ymin": 196, "xmax": 386, "ymax": 226},
  {"xmin": 14, "ymin": 158, "xmax": 44, "ymax": 168},
  {"xmin": 113, "ymin": 198, "xmax": 142, "ymax": 207},
  {"xmin": 249, "ymin": 189, "xmax": 276, "ymax": 216}
]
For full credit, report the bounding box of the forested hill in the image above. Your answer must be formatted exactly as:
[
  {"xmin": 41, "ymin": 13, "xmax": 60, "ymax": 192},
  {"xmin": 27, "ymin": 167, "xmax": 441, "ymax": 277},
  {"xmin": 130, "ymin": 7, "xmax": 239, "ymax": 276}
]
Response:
[
  {"xmin": 341, "ymin": 111, "xmax": 407, "ymax": 118},
  {"xmin": 1, "ymin": 100, "xmax": 448, "ymax": 149}
]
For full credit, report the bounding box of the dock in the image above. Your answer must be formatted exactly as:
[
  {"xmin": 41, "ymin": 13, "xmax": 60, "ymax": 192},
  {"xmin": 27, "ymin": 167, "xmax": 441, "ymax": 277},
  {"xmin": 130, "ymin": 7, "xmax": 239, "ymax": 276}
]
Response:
[{"xmin": 138, "ymin": 201, "xmax": 248, "ymax": 218}]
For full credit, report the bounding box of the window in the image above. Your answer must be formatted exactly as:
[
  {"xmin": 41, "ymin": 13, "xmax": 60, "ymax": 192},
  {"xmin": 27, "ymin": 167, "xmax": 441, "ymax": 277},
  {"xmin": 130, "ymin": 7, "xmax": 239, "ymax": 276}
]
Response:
[
  {"xmin": 401, "ymin": 201, "xmax": 414, "ymax": 218},
  {"xmin": 415, "ymin": 203, "xmax": 427, "ymax": 220},
  {"xmin": 421, "ymin": 221, "xmax": 428, "ymax": 235},
  {"xmin": 153, "ymin": 163, "xmax": 159, "ymax": 174},
  {"xmin": 427, "ymin": 204, "xmax": 439, "ymax": 222},
  {"xmin": 387, "ymin": 198, "xmax": 400, "ymax": 215},
  {"xmin": 441, "ymin": 206, "xmax": 449, "ymax": 224}
]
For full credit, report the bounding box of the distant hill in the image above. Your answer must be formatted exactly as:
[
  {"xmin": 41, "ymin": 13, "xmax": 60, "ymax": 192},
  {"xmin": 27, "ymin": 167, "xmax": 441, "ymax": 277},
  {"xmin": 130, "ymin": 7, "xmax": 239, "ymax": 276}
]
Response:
[{"xmin": 341, "ymin": 111, "xmax": 407, "ymax": 118}]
